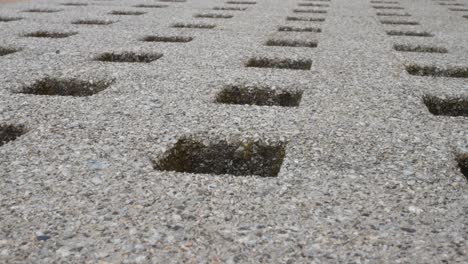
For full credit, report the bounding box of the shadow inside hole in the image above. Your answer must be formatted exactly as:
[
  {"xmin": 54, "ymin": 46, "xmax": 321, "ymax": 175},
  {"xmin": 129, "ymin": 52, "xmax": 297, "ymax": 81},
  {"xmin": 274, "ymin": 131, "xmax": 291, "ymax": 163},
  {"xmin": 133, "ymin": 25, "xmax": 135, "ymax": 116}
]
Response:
[
  {"xmin": 153, "ymin": 138, "xmax": 286, "ymax": 177},
  {"xmin": 0, "ymin": 124, "xmax": 26, "ymax": 147},
  {"xmin": 19, "ymin": 77, "xmax": 112, "ymax": 96}
]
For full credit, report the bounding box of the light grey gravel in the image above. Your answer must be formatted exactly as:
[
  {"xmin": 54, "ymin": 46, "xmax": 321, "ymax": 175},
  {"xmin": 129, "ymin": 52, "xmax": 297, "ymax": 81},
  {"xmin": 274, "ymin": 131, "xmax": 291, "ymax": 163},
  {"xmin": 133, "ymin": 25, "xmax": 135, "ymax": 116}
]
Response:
[{"xmin": 0, "ymin": 0, "xmax": 467, "ymax": 263}]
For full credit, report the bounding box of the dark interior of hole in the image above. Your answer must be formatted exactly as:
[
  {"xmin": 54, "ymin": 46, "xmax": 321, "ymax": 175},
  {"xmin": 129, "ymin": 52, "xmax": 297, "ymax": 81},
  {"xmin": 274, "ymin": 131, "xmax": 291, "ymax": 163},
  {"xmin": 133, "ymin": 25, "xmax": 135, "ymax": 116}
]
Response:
[
  {"xmin": 133, "ymin": 4, "xmax": 168, "ymax": 8},
  {"xmin": 0, "ymin": 125, "xmax": 25, "ymax": 147},
  {"xmin": 216, "ymin": 85, "xmax": 302, "ymax": 107},
  {"xmin": 386, "ymin": 30, "xmax": 432, "ymax": 37},
  {"xmin": 141, "ymin": 36, "xmax": 193, "ymax": 42},
  {"xmin": 20, "ymin": 77, "xmax": 111, "ymax": 96},
  {"xmin": 172, "ymin": 23, "xmax": 215, "ymax": 29},
  {"xmin": 213, "ymin": 7, "xmax": 247, "ymax": 11},
  {"xmin": 246, "ymin": 58, "xmax": 312, "ymax": 70},
  {"xmin": 153, "ymin": 138, "xmax": 286, "ymax": 177},
  {"xmin": 0, "ymin": 16, "xmax": 23, "ymax": 22},
  {"xmin": 24, "ymin": 31, "xmax": 76, "ymax": 38},
  {"xmin": 278, "ymin": 26, "xmax": 321, "ymax": 32},
  {"xmin": 265, "ymin": 39, "xmax": 318, "ymax": 48},
  {"xmin": 72, "ymin": 19, "xmax": 114, "ymax": 25},
  {"xmin": 110, "ymin": 11, "xmax": 145, "ymax": 15},
  {"xmin": 406, "ymin": 65, "xmax": 468, "ymax": 78},
  {"xmin": 0, "ymin": 47, "xmax": 19, "ymax": 56},
  {"xmin": 95, "ymin": 52, "xmax": 163, "ymax": 63},
  {"xmin": 423, "ymin": 96, "xmax": 468, "ymax": 117},
  {"xmin": 457, "ymin": 155, "xmax": 468, "ymax": 180},
  {"xmin": 194, "ymin": 13, "xmax": 233, "ymax": 18},
  {"xmin": 393, "ymin": 44, "xmax": 447, "ymax": 53},
  {"xmin": 286, "ymin": 16, "xmax": 325, "ymax": 21}
]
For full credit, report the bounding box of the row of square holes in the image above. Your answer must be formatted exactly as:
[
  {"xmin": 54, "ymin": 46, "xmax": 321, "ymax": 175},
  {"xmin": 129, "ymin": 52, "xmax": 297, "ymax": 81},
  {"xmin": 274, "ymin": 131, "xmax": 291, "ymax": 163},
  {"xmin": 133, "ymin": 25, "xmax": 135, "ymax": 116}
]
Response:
[
  {"xmin": 1, "ymin": 0, "xmax": 467, "ymax": 178},
  {"xmin": 372, "ymin": 1, "xmax": 468, "ymax": 180}
]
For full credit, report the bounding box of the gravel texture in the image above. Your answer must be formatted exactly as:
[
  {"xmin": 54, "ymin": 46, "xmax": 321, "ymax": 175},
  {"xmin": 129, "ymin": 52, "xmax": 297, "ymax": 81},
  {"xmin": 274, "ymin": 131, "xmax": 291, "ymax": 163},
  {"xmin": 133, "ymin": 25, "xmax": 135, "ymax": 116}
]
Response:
[{"xmin": 0, "ymin": 0, "xmax": 467, "ymax": 263}]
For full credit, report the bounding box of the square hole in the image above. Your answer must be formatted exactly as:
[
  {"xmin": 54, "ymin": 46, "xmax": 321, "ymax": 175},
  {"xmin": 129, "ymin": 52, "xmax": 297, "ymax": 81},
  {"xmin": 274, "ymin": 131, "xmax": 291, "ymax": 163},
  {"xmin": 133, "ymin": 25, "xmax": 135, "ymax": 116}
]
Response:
[
  {"xmin": 23, "ymin": 8, "xmax": 62, "ymax": 13},
  {"xmin": 406, "ymin": 64, "xmax": 468, "ymax": 78},
  {"xmin": 278, "ymin": 26, "xmax": 321, "ymax": 32},
  {"xmin": 293, "ymin": 9, "xmax": 327, "ymax": 13},
  {"xmin": 380, "ymin": 20, "xmax": 419, "ymax": 25},
  {"xmin": 141, "ymin": 35, "xmax": 193, "ymax": 42},
  {"xmin": 213, "ymin": 6, "xmax": 247, "ymax": 11},
  {"xmin": 0, "ymin": 16, "xmax": 23, "ymax": 22},
  {"xmin": 72, "ymin": 19, "xmax": 115, "ymax": 25},
  {"xmin": 194, "ymin": 13, "xmax": 233, "ymax": 19},
  {"xmin": 133, "ymin": 4, "xmax": 168, "ymax": 8},
  {"xmin": 376, "ymin": 12, "xmax": 411, "ymax": 16},
  {"xmin": 386, "ymin": 30, "xmax": 433, "ymax": 37},
  {"xmin": 19, "ymin": 77, "xmax": 112, "ymax": 96},
  {"xmin": 265, "ymin": 39, "xmax": 317, "ymax": 48},
  {"xmin": 393, "ymin": 44, "xmax": 447, "ymax": 53},
  {"xmin": 0, "ymin": 124, "xmax": 25, "ymax": 147},
  {"xmin": 23, "ymin": 31, "xmax": 77, "ymax": 38},
  {"xmin": 171, "ymin": 23, "xmax": 216, "ymax": 29},
  {"xmin": 226, "ymin": 1, "xmax": 257, "ymax": 4},
  {"xmin": 215, "ymin": 84, "xmax": 303, "ymax": 107},
  {"xmin": 0, "ymin": 46, "xmax": 20, "ymax": 56},
  {"xmin": 457, "ymin": 154, "xmax": 468, "ymax": 180},
  {"xmin": 286, "ymin": 16, "xmax": 325, "ymax": 22},
  {"xmin": 94, "ymin": 52, "xmax": 163, "ymax": 63},
  {"xmin": 153, "ymin": 138, "xmax": 286, "ymax": 177},
  {"xmin": 245, "ymin": 57, "xmax": 312, "ymax": 70},
  {"xmin": 109, "ymin": 11, "xmax": 146, "ymax": 15},
  {"xmin": 423, "ymin": 96, "xmax": 468, "ymax": 117}
]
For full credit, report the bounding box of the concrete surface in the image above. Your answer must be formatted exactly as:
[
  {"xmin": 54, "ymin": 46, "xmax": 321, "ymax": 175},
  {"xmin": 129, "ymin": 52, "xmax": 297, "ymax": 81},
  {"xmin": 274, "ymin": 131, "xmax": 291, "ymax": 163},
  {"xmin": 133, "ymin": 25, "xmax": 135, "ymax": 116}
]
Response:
[{"xmin": 0, "ymin": 0, "xmax": 467, "ymax": 263}]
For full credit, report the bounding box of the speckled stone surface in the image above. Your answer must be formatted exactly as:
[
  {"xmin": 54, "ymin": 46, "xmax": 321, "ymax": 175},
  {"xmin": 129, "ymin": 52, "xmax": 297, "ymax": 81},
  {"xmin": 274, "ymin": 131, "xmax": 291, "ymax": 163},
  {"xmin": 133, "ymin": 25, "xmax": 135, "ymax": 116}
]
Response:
[{"xmin": 0, "ymin": 0, "xmax": 467, "ymax": 263}]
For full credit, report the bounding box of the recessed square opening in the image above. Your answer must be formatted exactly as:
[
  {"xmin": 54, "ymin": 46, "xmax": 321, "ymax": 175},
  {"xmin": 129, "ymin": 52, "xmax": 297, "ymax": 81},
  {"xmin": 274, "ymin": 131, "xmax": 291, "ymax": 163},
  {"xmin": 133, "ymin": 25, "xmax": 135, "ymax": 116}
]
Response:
[
  {"xmin": 0, "ymin": 125, "xmax": 26, "ymax": 147},
  {"xmin": 376, "ymin": 12, "xmax": 411, "ymax": 16},
  {"xmin": 226, "ymin": 1, "xmax": 257, "ymax": 4},
  {"xmin": 449, "ymin": 8, "xmax": 468, "ymax": 11},
  {"xmin": 133, "ymin": 4, "xmax": 168, "ymax": 8},
  {"xmin": 298, "ymin": 3, "xmax": 329, "ymax": 7},
  {"xmin": 95, "ymin": 52, "xmax": 163, "ymax": 63},
  {"xmin": 109, "ymin": 10, "xmax": 146, "ymax": 15},
  {"xmin": 23, "ymin": 8, "xmax": 62, "ymax": 13},
  {"xmin": 215, "ymin": 85, "xmax": 303, "ymax": 107},
  {"xmin": 380, "ymin": 20, "xmax": 419, "ymax": 25},
  {"xmin": 246, "ymin": 57, "xmax": 312, "ymax": 70},
  {"xmin": 23, "ymin": 31, "xmax": 77, "ymax": 38},
  {"xmin": 194, "ymin": 13, "xmax": 233, "ymax": 19},
  {"xmin": 0, "ymin": 47, "xmax": 20, "ymax": 56},
  {"xmin": 405, "ymin": 64, "xmax": 468, "ymax": 78},
  {"xmin": 19, "ymin": 77, "xmax": 112, "ymax": 96},
  {"xmin": 456, "ymin": 154, "xmax": 468, "ymax": 180},
  {"xmin": 286, "ymin": 16, "xmax": 325, "ymax": 22},
  {"xmin": 278, "ymin": 26, "xmax": 321, "ymax": 32},
  {"xmin": 0, "ymin": 16, "xmax": 23, "ymax": 22},
  {"xmin": 386, "ymin": 30, "xmax": 433, "ymax": 37},
  {"xmin": 293, "ymin": 9, "xmax": 327, "ymax": 13},
  {"xmin": 171, "ymin": 23, "xmax": 216, "ymax": 29},
  {"xmin": 372, "ymin": 5, "xmax": 404, "ymax": 9},
  {"xmin": 61, "ymin": 2, "xmax": 88, "ymax": 6},
  {"xmin": 423, "ymin": 96, "xmax": 468, "ymax": 117},
  {"xmin": 393, "ymin": 44, "xmax": 447, "ymax": 53},
  {"xmin": 72, "ymin": 19, "xmax": 115, "ymax": 25},
  {"xmin": 141, "ymin": 35, "xmax": 193, "ymax": 42},
  {"xmin": 153, "ymin": 138, "xmax": 286, "ymax": 177},
  {"xmin": 371, "ymin": 0, "xmax": 400, "ymax": 3},
  {"xmin": 265, "ymin": 39, "xmax": 317, "ymax": 48},
  {"xmin": 213, "ymin": 6, "xmax": 247, "ymax": 11}
]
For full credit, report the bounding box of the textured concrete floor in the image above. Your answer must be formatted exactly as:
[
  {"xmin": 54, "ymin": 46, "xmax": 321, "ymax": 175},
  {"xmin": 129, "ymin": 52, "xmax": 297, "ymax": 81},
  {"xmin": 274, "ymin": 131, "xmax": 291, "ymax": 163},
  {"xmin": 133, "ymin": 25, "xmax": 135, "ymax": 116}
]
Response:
[{"xmin": 0, "ymin": 0, "xmax": 467, "ymax": 263}]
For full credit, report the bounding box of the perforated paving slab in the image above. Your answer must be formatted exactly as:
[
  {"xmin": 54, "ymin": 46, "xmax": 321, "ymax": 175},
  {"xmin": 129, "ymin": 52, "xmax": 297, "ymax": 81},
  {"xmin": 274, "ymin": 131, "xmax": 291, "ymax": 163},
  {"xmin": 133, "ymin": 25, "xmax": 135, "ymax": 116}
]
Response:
[{"xmin": 0, "ymin": 0, "xmax": 467, "ymax": 263}]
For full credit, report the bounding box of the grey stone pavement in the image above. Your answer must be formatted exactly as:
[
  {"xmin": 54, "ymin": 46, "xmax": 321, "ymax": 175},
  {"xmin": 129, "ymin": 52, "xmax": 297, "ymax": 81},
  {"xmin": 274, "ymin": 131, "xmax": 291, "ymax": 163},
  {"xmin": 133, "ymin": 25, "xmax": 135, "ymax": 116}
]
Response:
[{"xmin": 0, "ymin": 0, "xmax": 467, "ymax": 263}]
